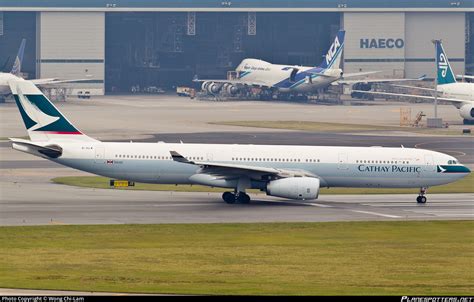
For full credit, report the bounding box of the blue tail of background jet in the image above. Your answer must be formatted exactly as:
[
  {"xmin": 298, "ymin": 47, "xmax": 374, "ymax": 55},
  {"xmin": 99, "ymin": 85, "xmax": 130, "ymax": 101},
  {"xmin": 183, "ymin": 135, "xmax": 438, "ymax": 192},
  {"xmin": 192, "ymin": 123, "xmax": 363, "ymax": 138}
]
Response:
[
  {"xmin": 319, "ymin": 30, "xmax": 345, "ymax": 70},
  {"xmin": 11, "ymin": 38, "xmax": 26, "ymax": 76},
  {"xmin": 434, "ymin": 40, "xmax": 456, "ymax": 85}
]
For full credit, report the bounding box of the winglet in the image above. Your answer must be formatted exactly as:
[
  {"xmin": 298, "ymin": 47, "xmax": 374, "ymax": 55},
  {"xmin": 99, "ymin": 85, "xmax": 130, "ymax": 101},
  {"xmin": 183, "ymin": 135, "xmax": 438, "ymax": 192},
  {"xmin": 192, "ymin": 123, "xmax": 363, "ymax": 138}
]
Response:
[{"xmin": 170, "ymin": 151, "xmax": 194, "ymax": 164}]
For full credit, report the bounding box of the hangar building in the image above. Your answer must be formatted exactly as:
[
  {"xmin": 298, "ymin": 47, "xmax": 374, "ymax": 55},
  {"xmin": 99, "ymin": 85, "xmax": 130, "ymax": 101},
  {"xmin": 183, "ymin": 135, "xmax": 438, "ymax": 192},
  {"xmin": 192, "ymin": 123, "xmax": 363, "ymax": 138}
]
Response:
[{"xmin": 0, "ymin": 0, "xmax": 472, "ymax": 95}]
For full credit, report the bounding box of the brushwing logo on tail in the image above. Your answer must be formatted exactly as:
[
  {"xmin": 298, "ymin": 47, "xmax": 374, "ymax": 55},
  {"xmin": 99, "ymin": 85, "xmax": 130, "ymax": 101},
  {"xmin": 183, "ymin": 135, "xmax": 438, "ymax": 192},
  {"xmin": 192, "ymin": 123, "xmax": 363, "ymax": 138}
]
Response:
[
  {"xmin": 16, "ymin": 86, "xmax": 59, "ymax": 131},
  {"xmin": 325, "ymin": 36, "xmax": 341, "ymax": 66}
]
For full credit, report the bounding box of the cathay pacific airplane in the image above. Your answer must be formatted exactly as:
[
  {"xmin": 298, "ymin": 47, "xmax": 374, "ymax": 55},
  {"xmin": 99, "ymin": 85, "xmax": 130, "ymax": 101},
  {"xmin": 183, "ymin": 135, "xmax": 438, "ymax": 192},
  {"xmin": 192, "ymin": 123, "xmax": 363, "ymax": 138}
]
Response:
[
  {"xmin": 0, "ymin": 39, "xmax": 92, "ymax": 100},
  {"xmin": 353, "ymin": 40, "xmax": 474, "ymax": 124},
  {"xmin": 196, "ymin": 30, "xmax": 419, "ymax": 97},
  {"xmin": 8, "ymin": 80, "xmax": 470, "ymax": 204}
]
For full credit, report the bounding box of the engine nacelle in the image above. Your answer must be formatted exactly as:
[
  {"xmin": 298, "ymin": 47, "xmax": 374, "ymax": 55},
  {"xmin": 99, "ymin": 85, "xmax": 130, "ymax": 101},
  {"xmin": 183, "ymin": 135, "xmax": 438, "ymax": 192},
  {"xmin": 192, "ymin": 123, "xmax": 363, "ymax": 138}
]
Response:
[
  {"xmin": 459, "ymin": 104, "xmax": 474, "ymax": 120},
  {"xmin": 224, "ymin": 83, "xmax": 239, "ymax": 95},
  {"xmin": 201, "ymin": 81, "xmax": 211, "ymax": 92},
  {"xmin": 207, "ymin": 82, "xmax": 222, "ymax": 94},
  {"xmin": 266, "ymin": 177, "xmax": 320, "ymax": 200}
]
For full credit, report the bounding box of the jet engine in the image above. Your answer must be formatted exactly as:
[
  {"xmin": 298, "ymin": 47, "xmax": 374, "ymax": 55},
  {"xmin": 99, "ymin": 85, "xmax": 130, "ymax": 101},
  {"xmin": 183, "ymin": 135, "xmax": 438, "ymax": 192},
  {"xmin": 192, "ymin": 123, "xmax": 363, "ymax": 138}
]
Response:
[
  {"xmin": 205, "ymin": 82, "xmax": 222, "ymax": 94},
  {"xmin": 266, "ymin": 177, "xmax": 320, "ymax": 200},
  {"xmin": 201, "ymin": 81, "xmax": 211, "ymax": 92},
  {"xmin": 459, "ymin": 103, "xmax": 474, "ymax": 121},
  {"xmin": 223, "ymin": 83, "xmax": 239, "ymax": 95}
]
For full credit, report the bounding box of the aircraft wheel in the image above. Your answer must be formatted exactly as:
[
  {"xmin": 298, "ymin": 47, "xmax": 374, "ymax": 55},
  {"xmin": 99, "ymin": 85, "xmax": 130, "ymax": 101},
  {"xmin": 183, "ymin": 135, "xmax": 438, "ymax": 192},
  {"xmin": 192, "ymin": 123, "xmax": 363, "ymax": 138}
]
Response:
[
  {"xmin": 416, "ymin": 196, "xmax": 427, "ymax": 204},
  {"xmin": 222, "ymin": 192, "xmax": 236, "ymax": 204},
  {"xmin": 238, "ymin": 192, "xmax": 251, "ymax": 204}
]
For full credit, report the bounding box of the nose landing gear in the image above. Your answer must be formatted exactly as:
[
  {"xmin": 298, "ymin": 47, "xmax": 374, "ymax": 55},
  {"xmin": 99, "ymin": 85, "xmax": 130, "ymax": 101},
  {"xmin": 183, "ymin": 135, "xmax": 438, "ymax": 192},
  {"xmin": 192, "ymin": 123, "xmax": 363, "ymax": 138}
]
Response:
[{"xmin": 416, "ymin": 187, "xmax": 427, "ymax": 204}]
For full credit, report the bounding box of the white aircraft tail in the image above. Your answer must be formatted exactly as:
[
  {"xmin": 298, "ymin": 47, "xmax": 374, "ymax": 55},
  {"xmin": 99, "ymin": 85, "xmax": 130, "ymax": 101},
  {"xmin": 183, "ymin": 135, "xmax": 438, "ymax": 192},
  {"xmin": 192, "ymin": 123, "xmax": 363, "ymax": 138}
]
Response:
[
  {"xmin": 9, "ymin": 80, "xmax": 98, "ymax": 142},
  {"xmin": 11, "ymin": 39, "xmax": 26, "ymax": 76}
]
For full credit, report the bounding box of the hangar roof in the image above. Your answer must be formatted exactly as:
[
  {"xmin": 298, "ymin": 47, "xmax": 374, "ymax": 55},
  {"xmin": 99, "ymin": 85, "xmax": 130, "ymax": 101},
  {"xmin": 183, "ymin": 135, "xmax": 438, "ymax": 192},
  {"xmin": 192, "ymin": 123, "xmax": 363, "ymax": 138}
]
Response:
[{"xmin": 1, "ymin": 0, "xmax": 472, "ymax": 12}]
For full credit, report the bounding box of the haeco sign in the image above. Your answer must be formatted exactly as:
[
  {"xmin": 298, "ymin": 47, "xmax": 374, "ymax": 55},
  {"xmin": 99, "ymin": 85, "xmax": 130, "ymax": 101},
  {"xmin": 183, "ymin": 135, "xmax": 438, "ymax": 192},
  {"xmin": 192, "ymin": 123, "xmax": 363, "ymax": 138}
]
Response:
[{"xmin": 360, "ymin": 38, "xmax": 405, "ymax": 49}]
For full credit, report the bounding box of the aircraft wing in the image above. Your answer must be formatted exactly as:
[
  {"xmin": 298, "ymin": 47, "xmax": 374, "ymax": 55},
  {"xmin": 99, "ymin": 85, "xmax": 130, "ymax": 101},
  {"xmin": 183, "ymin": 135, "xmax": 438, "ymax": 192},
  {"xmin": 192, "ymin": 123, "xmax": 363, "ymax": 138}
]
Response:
[
  {"xmin": 351, "ymin": 89, "xmax": 472, "ymax": 104},
  {"xmin": 192, "ymin": 78, "xmax": 271, "ymax": 88},
  {"xmin": 387, "ymin": 84, "xmax": 436, "ymax": 92},
  {"xmin": 304, "ymin": 71, "xmax": 337, "ymax": 78},
  {"xmin": 337, "ymin": 75, "xmax": 426, "ymax": 85},
  {"xmin": 31, "ymin": 78, "xmax": 94, "ymax": 86},
  {"xmin": 457, "ymin": 75, "xmax": 474, "ymax": 80},
  {"xmin": 31, "ymin": 78, "xmax": 60, "ymax": 85},
  {"xmin": 170, "ymin": 151, "xmax": 316, "ymax": 179},
  {"xmin": 341, "ymin": 71, "xmax": 380, "ymax": 78}
]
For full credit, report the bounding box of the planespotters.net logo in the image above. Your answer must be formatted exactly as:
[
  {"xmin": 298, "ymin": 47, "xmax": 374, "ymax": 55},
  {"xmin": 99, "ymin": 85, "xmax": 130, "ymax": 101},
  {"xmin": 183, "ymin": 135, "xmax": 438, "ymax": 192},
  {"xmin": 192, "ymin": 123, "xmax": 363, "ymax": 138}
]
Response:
[{"xmin": 402, "ymin": 297, "xmax": 473, "ymax": 302}]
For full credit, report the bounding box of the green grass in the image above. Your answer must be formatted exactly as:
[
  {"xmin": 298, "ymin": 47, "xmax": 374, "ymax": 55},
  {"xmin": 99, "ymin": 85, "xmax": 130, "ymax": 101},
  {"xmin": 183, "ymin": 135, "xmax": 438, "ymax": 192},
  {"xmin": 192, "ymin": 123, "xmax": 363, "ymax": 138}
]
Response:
[
  {"xmin": 211, "ymin": 121, "xmax": 473, "ymax": 136},
  {"xmin": 52, "ymin": 176, "xmax": 261, "ymax": 194},
  {"xmin": 52, "ymin": 173, "xmax": 474, "ymax": 194},
  {"xmin": 0, "ymin": 221, "xmax": 472, "ymax": 295}
]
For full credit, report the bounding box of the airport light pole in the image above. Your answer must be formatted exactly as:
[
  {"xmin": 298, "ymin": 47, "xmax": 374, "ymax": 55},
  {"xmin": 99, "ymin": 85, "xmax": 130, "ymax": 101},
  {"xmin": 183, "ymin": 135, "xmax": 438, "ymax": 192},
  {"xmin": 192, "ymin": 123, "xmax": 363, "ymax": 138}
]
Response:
[{"xmin": 431, "ymin": 39, "xmax": 439, "ymax": 119}]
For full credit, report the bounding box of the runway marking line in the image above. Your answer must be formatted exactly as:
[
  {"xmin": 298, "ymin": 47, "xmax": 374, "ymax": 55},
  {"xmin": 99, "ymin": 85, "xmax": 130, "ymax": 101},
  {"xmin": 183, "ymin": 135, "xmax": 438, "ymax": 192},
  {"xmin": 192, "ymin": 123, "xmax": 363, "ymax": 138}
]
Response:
[
  {"xmin": 152, "ymin": 203, "xmax": 217, "ymax": 207},
  {"xmin": 303, "ymin": 203, "xmax": 334, "ymax": 208},
  {"xmin": 362, "ymin": 203, "xmax": 473, "ymax": 207},
  {"xmin": 434, "ymin": 214, "xmax": 474, "ymax": 217},
  {"xmin": 351, "ymin": 210, "xmax": 401, "ymax": 219}
]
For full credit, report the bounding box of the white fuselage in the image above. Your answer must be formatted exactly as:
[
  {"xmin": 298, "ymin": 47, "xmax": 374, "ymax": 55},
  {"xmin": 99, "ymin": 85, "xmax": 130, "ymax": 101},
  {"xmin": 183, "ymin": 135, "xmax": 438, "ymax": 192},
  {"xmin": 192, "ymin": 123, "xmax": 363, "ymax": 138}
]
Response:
[
  {"xmin": 29, "ymin": 141, "xmax": 468, "ymax": 190},
  {"xmin": 438, "ymin": 82, "xmax": 474, "ymax": 120},
  {"xmin": 235, "ymin": 59, "xmax": 341, "ymax": 93},
  {"xmin": 438, "ymin": 82, "xmax": 474, "ymax": 103}
]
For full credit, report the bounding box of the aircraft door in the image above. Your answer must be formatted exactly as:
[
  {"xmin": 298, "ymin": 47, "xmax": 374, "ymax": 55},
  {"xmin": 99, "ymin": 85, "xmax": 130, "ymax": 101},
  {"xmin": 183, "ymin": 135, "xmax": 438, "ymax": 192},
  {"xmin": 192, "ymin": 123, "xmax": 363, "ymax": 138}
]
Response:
[
  {"xmin": 338, "ymin": 153, "xmax": 348, "ymax": 170},
  {"xmin": 94, "ymin": 146, "xmax": 105, "ymax": 164},
  {"xmin": 206, "ymin": 153, "xmax": 213, "ymax": 162},
  {"xmin": 289, "ymin": 68, "xmax": 299, "ymax": 83},
  {"xmin": 424, "ymin": 155, "xmax": 436, "ymax": 172}
]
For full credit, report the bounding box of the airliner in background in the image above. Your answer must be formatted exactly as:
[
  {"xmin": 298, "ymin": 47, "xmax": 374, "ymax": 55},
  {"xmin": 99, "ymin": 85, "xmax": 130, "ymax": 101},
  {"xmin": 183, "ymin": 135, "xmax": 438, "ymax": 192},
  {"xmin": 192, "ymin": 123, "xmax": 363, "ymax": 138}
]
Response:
[
  {"xmin": 353, "ymin": 40, "xmax": 474, "ymax": 124},
  {"xmin": 8, "ymin": 79, "xmax": 469, "ymax": 204},
  {"xmin": 195, "ymin": 30, "xmax": 422, "ymax": 98},
  {"xmin": 0, "ymin": 39, "xmax": 92, "ymax": 100}
]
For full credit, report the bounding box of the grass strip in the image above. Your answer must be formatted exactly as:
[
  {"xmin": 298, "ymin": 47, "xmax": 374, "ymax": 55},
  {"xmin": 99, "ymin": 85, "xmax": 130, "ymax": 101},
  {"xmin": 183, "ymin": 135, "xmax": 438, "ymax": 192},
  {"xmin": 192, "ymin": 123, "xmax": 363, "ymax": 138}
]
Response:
[{"xmin": 0, "ymin": 221, "xmax": 472, "ymax": 295}]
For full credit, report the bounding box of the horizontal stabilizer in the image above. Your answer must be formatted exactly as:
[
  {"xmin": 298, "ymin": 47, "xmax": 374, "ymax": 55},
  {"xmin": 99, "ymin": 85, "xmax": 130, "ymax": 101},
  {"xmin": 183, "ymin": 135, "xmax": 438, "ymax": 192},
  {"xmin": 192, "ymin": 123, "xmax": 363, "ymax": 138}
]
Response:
[{"xmin": 10, "ymin": 138, "xmax": 62, "ymax": 158}]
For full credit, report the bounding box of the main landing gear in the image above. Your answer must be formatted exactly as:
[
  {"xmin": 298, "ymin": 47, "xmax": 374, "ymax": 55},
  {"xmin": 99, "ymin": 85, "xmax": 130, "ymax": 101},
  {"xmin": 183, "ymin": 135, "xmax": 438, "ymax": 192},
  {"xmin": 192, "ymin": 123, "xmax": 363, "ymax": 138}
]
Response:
[
  {"xmin": 222, "ymin": 191, "xmax": 251, "ymax": 204},
  {"xmin": 416, "ymin": 187, "xmax": 427, "ymax": 204}
]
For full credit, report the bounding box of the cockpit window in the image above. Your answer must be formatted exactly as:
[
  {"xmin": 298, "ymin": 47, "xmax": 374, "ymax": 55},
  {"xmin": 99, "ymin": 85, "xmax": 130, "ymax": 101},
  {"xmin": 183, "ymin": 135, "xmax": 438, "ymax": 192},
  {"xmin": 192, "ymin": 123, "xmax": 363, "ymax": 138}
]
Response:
[{"xmin": 448, "ymin": 160, "xmax": 458, "ymax": 165}]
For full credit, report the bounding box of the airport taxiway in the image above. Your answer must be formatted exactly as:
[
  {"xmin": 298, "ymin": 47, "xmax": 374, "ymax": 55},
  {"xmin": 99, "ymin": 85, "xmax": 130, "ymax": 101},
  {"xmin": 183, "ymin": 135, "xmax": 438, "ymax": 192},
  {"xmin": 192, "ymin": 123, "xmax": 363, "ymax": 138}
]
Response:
[
  {"xmin": 1, "ymin": 178, "xmax": 473, "ymax": 225},
  {"xmin": 1, "ymin": 95, "xmax": 472, "ymax": 226}
]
